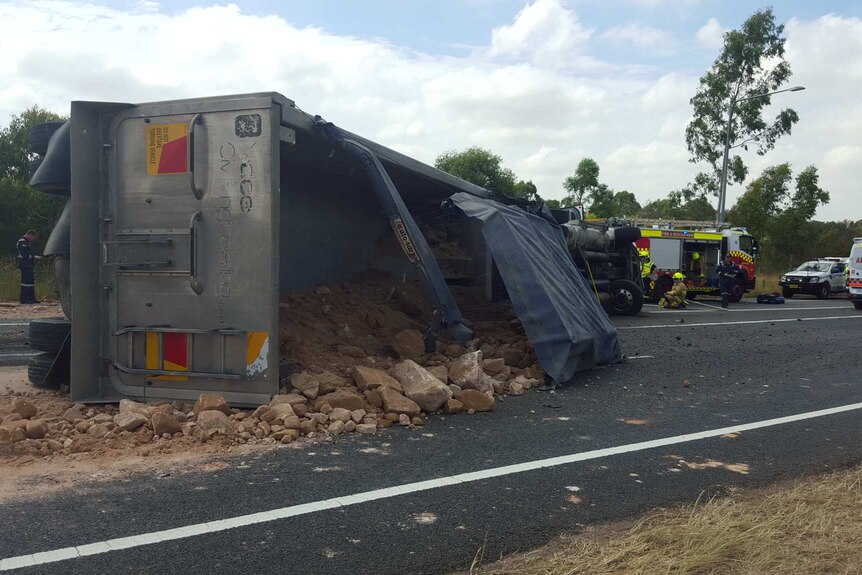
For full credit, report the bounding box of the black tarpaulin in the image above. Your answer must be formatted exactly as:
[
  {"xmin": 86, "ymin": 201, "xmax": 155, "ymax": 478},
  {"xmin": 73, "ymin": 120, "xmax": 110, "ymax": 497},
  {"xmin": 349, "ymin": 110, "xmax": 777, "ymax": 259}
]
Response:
[{"xmin": 451, "ymin": 193, "xmax": 622, "ymax": 383}]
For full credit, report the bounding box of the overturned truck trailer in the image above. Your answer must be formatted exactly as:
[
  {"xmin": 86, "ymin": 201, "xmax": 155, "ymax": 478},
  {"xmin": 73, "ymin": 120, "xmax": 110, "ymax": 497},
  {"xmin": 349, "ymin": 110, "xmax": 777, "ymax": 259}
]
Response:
[{"xmin": 30, "ymin": 92, "xmax": 621, "ymax": 405}]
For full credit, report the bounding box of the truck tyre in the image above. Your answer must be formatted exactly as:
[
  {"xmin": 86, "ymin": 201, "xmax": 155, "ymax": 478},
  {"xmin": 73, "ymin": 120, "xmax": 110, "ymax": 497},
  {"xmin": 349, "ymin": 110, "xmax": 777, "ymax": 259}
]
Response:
[
  {"xmin": 782, "ymin": 288, "xmax": 794, "ymax": 299},
  {"xmin": 28, "ymin": 121, "xmax": 65, "ymax": 156},
  {"xmin": 28, "ymin": 318, "xmax": 71, "ymax": 354},
  {"xmin": 608, "ymin": 279, "xmax": 643, "ymax": 316},
  {"xmin": 729, "ymin": 280, "xmax": 745, "ymax": 303},
  {"xmin": 55, "ymin": 257, "xmax": 72, "ymax": 320},
  {"xmin": 816, "ymin": 282, "xmax": 830, "ymax": 300},
  {"xmin": 854, "ymin": 302, "xmax": 862, "ymax": 310},
  {"xmin": 27, "ymin": 353, "xmax": 59, "ymax": 389}
]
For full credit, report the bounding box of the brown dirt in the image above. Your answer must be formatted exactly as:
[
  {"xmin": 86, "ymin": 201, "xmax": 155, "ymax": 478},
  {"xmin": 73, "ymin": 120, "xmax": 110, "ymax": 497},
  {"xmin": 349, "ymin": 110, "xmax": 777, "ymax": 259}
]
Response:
[
  {"xmin": 0, "ymin": 302, "xmax": 63, "ymax": 320},
  {"xmin": 1, "ymin": 274, "xmax": 543, "ymax": 502},
  {"xmin": 278, "ymin": 272, "xmax": 534, "ymax": 377}
]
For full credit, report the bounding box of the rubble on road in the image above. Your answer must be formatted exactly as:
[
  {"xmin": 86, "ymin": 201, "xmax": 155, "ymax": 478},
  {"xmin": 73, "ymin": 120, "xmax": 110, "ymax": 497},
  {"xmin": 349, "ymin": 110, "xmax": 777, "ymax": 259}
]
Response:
[{"xmin": 1, "ymin": 273, "xmax": 546, "ymax": 462}]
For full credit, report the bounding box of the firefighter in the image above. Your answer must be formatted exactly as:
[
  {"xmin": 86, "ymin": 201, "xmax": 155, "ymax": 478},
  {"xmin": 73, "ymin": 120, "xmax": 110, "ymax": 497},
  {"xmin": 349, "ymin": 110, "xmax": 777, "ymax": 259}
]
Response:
[
  {"xmin": 659, "ymin": 272, "xmax": 688, "ymax": 308},
  {"xmin": 690, "ymin": 251, "xmax": 702, "ymax": 276},
  {"xmin": 716, "ymin": 253, "xmax": 741, "ymax": 308},
  {"xmin": 16, "ymin": 230, "xmax": 42, "ymax": 304}
]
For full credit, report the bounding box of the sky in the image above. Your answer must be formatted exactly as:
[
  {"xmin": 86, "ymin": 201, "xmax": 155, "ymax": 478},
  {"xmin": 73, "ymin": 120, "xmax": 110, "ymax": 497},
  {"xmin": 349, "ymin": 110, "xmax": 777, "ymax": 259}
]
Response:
[{"xmin": 1, "ymin": 0, "xmax": 860, "ymax": 221}]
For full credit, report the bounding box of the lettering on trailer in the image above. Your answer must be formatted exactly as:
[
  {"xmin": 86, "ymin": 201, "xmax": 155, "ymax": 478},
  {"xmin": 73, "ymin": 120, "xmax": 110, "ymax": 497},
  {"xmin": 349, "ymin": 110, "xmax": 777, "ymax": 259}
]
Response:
[
  {"xmin": 214, "ymin": 135, "xmax": 258, "ymax": 323},
  {"xmin": 216, "ymin": 142, "xmax": 235, "ymax": 325},
  {"xmin": 240, "ymin": 148, "xmax": 254, "ymax": 213},
  {"xmin": 146, "ymin": 123, "xmax": 188, "ymax": 175},
  {"xmin": 391, "ymin": 219, "xmax": 418, "ymax": 263}
]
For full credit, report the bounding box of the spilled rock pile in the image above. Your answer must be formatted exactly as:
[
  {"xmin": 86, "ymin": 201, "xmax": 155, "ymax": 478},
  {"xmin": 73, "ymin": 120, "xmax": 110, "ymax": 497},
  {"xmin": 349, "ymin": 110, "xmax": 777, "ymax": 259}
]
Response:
[{"xmin": 1, "ymin": 274, "xmax": 546, "ymax": 459}]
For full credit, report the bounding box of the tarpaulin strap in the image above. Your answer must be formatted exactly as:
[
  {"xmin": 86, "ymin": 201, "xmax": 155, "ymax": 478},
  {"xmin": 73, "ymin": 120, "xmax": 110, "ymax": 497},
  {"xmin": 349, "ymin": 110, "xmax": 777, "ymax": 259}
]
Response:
[{"xmin": 312, "ymin": 116, "xmax": 472, "ymax": 345}]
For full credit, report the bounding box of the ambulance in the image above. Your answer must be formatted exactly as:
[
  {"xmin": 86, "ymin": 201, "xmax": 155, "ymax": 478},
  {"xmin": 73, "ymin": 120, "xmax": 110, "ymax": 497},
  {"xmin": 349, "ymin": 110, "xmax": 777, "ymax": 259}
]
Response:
[{"xmin": 848, "ymin": 237, "xmax": 862, "ymax": 310}]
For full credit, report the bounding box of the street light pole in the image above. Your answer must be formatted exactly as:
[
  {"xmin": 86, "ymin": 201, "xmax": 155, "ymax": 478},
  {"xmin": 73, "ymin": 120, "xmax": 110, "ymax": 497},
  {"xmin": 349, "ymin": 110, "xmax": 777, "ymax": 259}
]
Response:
[{"xmin": 715, "ymin": 85, "xmax": 805, "ymax": 226}]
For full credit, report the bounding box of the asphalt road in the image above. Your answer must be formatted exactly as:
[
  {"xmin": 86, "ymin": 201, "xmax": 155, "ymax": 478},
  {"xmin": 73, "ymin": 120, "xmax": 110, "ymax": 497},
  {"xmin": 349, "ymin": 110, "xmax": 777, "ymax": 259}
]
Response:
[
  {"xmin": 1, "ymin": 296, "xmax": 861, "ymax": 573},
  {"xmin": 0, "ymin": 321, "xmax": 35, "ymax": 368}
]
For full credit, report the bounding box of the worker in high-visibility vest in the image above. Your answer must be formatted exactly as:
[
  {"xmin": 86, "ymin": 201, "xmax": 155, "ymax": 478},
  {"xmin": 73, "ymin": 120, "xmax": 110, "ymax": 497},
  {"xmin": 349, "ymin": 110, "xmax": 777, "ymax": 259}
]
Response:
[
  {"xmin": 659, "ymin": 272, "xmax": 688, "ymax": 308},
  {"xmin": 641, "ymin": 256, "xmax": 655, "ymax": 286},
  {"xmin": 690, "ymin": 251, "xmax": 702, "ymax": 276}
]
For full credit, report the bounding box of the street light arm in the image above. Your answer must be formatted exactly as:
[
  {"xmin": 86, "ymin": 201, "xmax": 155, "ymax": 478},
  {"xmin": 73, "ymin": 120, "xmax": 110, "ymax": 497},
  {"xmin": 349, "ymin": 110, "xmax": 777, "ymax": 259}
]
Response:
[
  {"xmin": 737, "ymin": 85, "xmax": 806, "ymax": 103},
  {"xmin": 715, "ymin": 85, "xmax": 805, "ymax": 225}
]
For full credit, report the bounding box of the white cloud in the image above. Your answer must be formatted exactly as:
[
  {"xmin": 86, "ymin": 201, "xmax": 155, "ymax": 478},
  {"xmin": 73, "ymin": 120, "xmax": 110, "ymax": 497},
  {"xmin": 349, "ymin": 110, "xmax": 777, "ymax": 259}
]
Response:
[
  {"xmin": 487, "ymin": 0, "xmax": 594, "ymax": 68},
  {"xmin": 631, "ymin": 0, "xmax": 701, "ymax": 8},
  {"xmin": 601, "ymin": 23, "xmax": 675, "ymax": 55},
  {"xmin": 695, "ymin": 17, "xmax": 725, "ymax": 49},
  {"xmin": 0, "ymin": 2, "xmax": 858, "ymax": 221}
]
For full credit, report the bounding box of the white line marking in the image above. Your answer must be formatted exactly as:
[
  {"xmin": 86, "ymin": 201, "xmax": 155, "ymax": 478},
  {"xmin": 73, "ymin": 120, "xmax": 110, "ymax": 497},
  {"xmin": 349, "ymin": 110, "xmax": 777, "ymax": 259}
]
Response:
[
  {"xmin": 626, "ymin": 355, "xmax": 654, "ymax": 360},
  {"xmin": 4, "ymin": 400, "xmax": 862, "ymax": 571},
  {"xmin": 640, "ymin": 304, "xmax": 849, "ymax": 314},
  {"xmin": 0, "ymin": 322, "xmax": 29, "ymax": 326},
  {"xmin": 0, "ymin": 352, "xmax": 39, "ymax": 359},
  {"xmin": 619, "ymin": 315, "xmax": 862, "ymax": 330}
]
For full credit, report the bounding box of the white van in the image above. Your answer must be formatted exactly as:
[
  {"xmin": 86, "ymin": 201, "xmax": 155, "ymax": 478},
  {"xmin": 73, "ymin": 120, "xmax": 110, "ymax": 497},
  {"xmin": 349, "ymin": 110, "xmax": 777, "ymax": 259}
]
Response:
[{"xmin": 848, "ymin": 238, "xmax": 862, "ymax": 310}]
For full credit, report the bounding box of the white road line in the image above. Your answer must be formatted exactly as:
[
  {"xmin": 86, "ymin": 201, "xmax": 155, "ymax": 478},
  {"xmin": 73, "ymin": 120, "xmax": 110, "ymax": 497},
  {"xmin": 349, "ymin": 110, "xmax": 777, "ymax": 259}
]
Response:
[
  {"xmin": 619, "ymin": 315, "xmax": 862, "ymax": 330},
  {"xmin": 641, "ymin": 304, "xmax": 849, "ymax": 314},
  {"xmin": 626, "ymin": 355, "xmax": 655, "ymax": 360},
  {"xmin": 4, "ymin": 400, "xmax": 862, "ymax": 572},
  {"xmin": 0, "ymin": 322, "xmax": 29, "ymax": 326},
  {"xmin": 0, "ymin": 352, "xmax": 39, "ymax": 359}
]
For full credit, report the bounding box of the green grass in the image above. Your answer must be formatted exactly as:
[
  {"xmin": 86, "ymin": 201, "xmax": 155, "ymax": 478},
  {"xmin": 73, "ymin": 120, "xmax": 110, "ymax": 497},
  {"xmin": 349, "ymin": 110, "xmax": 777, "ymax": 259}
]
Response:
[{"xmin": 0, "ymin": 257, "xmax": 58, "ymax": 302}]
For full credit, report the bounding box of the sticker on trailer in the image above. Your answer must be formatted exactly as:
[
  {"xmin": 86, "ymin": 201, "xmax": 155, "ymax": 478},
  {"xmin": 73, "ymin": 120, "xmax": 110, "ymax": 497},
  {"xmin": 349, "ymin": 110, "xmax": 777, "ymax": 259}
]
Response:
[
  {"xmin": 146, "ymin": 122, "xmax": 188, "ymax": 175},
  {"xmin": 146, "ymin": 331, "xmax": 189, "ymax": 381},
  {"xmin": 246, "ymin": 332, "xmax": 269, "ymax": 376},
  {"xmin": 391, "ymin": 218, "xmax": 419, "ymax": 263}
]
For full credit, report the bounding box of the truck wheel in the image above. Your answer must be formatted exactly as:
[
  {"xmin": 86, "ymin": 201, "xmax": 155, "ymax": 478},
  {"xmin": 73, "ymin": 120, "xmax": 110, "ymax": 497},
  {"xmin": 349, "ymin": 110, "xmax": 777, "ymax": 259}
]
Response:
[
  {"xmin": 55, "ymin": 257, "xmax": 72, "ymax": 320},
  {"xmin": 816, "ymin": 282, "xmax": 830, "ymax": 300},
  {"xmin": 781, "ymin": 288, "xmax": 794, "ymax": 299},
  {"xmin": 854, "ymin": 302, "xmax": 862, "ymax": 310},
  {"xmin": 28, "ymin": 318, "xmax": 71, "ymax": 353},
  {"xmin": 28, "ymin": 121, "xmax": 65, "ymax": 156},
  {"xmin": 27, "ymin": 353, "xmax": 59, "ymax": 389},
  {"xmin": 729, "ymin": 280, "xmax": 745, "ymax": 303},
  {"xmin": 608, "ymin": 279, "xmax": 644, "ymax": 316}
]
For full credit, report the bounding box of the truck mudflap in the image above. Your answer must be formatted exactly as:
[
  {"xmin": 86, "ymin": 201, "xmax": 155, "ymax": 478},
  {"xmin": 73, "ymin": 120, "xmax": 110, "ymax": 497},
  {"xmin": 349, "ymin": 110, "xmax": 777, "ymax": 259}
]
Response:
[
  {"xmin": 313, "ymin": 116, "xmax": 472, "ymax": 348},
  {"xmin": 450, "ymin": 193, "xmax": 622, "ymax": 384}
]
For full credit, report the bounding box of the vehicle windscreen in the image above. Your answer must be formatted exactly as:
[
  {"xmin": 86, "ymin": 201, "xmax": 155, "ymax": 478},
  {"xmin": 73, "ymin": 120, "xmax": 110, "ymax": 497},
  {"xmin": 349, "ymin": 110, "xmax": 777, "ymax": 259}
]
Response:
[
  {"xmin": 795, "ymin": 262, "xmax": 831, "ymax": 272},
  {"xmin": 738, "ymin": 234, "xmax": 754, "ymax": 255}
]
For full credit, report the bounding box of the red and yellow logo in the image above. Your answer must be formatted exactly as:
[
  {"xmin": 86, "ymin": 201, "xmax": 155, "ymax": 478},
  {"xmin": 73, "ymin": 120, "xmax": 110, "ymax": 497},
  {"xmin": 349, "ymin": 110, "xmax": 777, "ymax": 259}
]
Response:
[{"xmin": 146, "ymin": 123, "xmax": 188, "ymax": 175}]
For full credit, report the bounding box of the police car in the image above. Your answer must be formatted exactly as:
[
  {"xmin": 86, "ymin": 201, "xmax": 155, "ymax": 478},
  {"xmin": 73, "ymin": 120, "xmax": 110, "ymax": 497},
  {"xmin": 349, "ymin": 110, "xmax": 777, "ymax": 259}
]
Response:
[{"xmin": 779, "ymin": 258, "xmax": 847, "ymax": 299}]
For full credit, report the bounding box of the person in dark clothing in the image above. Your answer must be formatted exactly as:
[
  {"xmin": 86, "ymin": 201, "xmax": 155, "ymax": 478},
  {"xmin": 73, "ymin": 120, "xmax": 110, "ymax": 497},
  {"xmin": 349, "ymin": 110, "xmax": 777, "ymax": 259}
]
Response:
[
  {"xmin": 16, "ymin": 230, "xmax": 42, "ymax": 304},
  {"xmin": 716, "ymin": 253, "xmax": 740, "ymax": 308}
]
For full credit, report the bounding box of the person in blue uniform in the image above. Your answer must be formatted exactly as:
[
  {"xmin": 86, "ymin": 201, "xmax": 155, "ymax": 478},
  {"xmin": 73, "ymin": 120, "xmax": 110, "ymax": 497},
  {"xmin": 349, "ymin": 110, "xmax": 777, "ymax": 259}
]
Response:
[
  {"xmin": 16, "ymin": 230, "xmax": 42, "ymax": 304},
  {"xmin": 716, "ymin": 253, "xmax": 740, "ymax": 308}
]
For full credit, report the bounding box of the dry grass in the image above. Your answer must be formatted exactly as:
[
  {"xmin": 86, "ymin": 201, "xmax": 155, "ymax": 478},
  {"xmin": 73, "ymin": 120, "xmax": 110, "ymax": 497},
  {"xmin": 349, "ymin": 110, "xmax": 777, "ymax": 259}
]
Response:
[
  {"xmin": 745, "ymin": 272, "xmax": 782, "ymax": 298},
  {"xmin": 0, "ymin": 257, "xmax": 57, "ymax": 302},
  {"xmin": 468, "ymin": 465, "xmax": 862, "ymax": 575}
]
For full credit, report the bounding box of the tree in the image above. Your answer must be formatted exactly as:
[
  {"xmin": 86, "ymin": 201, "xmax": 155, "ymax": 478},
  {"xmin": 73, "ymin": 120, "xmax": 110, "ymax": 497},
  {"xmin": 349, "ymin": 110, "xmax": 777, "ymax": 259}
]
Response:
[
  {"xmin": 685, "ymin": 8, "xmax": 799, "ymax": 198},
  {"xmin": 0, "ymin": 106, "xmax": 68, "ymax": 255},
  {"xmin": 512, "ymin": 179, "xmax": 539, "ymax": 201},
  {"xmin": 562, "ymin": 158, "xmax": 599, "ymax": 206},
  {"xmin": 614, "ymin": 191, "xmax": 642, "ymax": 217},
  {"xmin": 728, "ymin": 164, "xmax": 829, "ymax": 270},
  {"xmin": 435, "ymin": 146, "xmax": 517, "ymax": 195}
]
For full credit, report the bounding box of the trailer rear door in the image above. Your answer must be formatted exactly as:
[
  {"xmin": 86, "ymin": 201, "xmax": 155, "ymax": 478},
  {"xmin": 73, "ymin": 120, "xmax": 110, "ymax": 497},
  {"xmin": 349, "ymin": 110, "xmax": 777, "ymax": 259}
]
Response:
[{"xmin": 75, "ymin": 96, "xmax": 282, "ymax": 405}]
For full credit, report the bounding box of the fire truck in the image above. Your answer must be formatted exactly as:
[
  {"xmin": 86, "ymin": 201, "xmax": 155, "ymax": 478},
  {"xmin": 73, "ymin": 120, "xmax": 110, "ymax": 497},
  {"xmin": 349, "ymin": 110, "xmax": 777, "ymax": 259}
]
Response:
[{"xmin": 632, "ymin": 219, "xmax": 759, "ymax": 303}]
